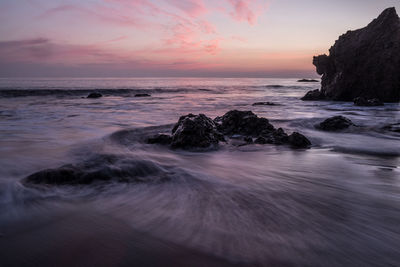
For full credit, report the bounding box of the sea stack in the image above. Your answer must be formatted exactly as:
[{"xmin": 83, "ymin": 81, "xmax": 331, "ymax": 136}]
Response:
[{"xmin": 303, "ymin": 7, "xmax": 400, "ymax": 102}]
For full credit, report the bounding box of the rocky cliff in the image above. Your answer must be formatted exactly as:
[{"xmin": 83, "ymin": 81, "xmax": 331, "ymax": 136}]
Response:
[{"xmin": 303, "ymin": 7, "xmax": 400, "ymax": 102}]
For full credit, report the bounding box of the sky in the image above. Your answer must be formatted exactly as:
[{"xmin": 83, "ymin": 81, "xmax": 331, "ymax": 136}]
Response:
[{"xmin": 0, "ymin": 0, "xmax": 399, "ymax": 77}]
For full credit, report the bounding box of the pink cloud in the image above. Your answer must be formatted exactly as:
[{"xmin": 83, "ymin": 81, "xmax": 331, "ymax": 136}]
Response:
[
  {"xmin": 33, "ymin": 0, "xmax": 270, "ymax": 64},
  {"xmin": 198, "ymin": 20, "xmax": 217, "ymax": 34},
  {"xmin": 40, "ymin": 1, "xmax": 219, "ymax": 55},
  {"xmin": 204, "ymin": 39, "xmax": 221, "ymax": 55},
  {"xmin": 164, "ymin": 0, "xmax": 207, "ymax": 17},
  {"xmin": 39, "ymin": 4, "xmax": 151, "ymax": 28},
  {"xmin": 226, "ymin": 0, "xmax": 261, "ymax": 25},
  {"xmin": 231, "ymin": 35, "xmax": 248, "ymax": 42}
]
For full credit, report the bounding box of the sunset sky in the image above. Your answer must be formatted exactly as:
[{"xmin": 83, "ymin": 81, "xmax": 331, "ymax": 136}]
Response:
[{"xmin": 1, "ymin": 0, "xmax": 399, "ymax": 77}]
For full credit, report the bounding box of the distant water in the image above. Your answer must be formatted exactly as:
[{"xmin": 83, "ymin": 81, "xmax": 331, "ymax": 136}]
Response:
[{"xmin": 0, "ymin": 78, "xmax": 399, "ymax": 266}]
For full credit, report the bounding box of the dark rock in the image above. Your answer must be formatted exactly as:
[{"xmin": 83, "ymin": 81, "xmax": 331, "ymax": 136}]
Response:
[
  {"xmin": 301, "ymin": 89, "xmax": 325, "ymax": 101},
  {"xmin": 270, "ymin": 128, "xmax": 289, "ymax": 144},
  {"xmin": 316, "ymin": 116, "xmax": 355, "ymax": 131},
  {"xmin": 354, "ymin": 97, "xmax": 384, "ymax": 106},
  {"xmin": 310, "ymin": 7, "xmax": 400, "ymax": 102},
  {"xmin": 146, "ymin": 110, "xmax": 311, "ymax": 150},
  {"xmin": 87, "ymin": 92, "xmax": 103, "ymax": 98},
  {"xmin": 297, "ymin": 79, "xmax": 319, "ymax": 82},
  {"xmin": 254, "ymin": 136, "xmax": 267, "ymax": 144},
  {"xmin": 214, "ymin": 110, "xmax": 275, "ymax": 137},
  {"xmin": 382, "ymin": 123, "xmax": 400, "ymax": 133},
  {"xmin": 265, "ymin": 85, "xmax": 284, "ymax": 88},
  {"xmin": 255, "ymin": 128, "xmax": 289, "ymax": 145},
  {"xmin": 252, "ymin": 102, "xmax": 280, "ymax": 106},
  {"xmin": 135, "ymin": 93, "xmax": 151, "ymax": 97},
  {"xmin": 23, "ymin": 154, "xmax": 166, "ymax": 185},
  {"xmin": 243, "ymin": 137, "xmax": 253, "ymax": 143},
  {"xmin": 288, "ymin": 132, "xmax": 312, "ymax": 148},
  {"xmin": 171, "ymin": 114, "xmax": 224, "ymax": 149},
  {"xmin": 147, "ymin": 134, "xmax": 172, "ymax": 145}
]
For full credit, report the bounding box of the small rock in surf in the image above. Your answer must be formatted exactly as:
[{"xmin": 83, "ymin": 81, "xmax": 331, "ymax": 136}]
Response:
[
  {"xmin": 316, "ymin": 116, "xmax": 355, "ymax": 131},
  {"xmin": 301, "ymin": 89, "xmax": 325, "ymax": 101},
  {"xmin": 87, "ymin": 92, "xmax": 103, "ymax": 98},
  {"xmin": 252, "ymin": 102, "xmax": 280, "ymax": 106},
  {"xmin": 297, "ymin": 79, "xmax": 319, "ymax": 82},
  {"xmin": 354, "ymin": 97, "xmax": 384, "ymax": 106},
  {"xmin": 288, "ymin": 132, "xmax": 312, "ymax": 148},
  {"xmin": 135, "ymin": 93, "xmax": 151, "ymax": 97}
]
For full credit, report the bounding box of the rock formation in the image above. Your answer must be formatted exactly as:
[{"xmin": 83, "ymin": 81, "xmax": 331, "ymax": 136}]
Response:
[
  {"xmin": 148, "ymin": 110, "xmax": 312, "ymax": 149},
  {"xmin": 303, "ymin": 7, "xmax": 400, "ymax": 102}
]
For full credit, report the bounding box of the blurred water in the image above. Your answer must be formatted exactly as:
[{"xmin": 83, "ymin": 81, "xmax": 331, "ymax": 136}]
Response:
[{"xmin": 0, "ymin": 78, "xmax": 399, "ymax": 266}]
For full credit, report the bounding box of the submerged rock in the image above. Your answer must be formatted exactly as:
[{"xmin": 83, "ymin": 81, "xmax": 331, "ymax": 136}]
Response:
[
  {"xmin": 382, "ymin": 123, "xmax": 400, "ymax": 133},
  {"xmin": 297, "ymin": 79, "xmax": 318, "ymax": 83},
  {"xmin": 303, "ymin": 7, "xmax": 400, "ymax": 102},
  {"xmin": 354, "ymin": 97, "xmax": 384, "ymax": 106},
  {"xmin": 23, "ymin": 154, "xmax": 166, "ymax": 185},
  {"xmin": 301, "ymin": 89, "xmax": 325, "ymax": 101},
  {"xmin": 147, "ymin": 134, "xmax": 172, "ymax": 145},
  {"xmin": 87, "ymin": 92, "xmax": 103, "ymax": 99},
  {"xmin": 316, "ymin": 116, "xmax": 355, "ymax": 131},
  {"xmin": 171, "ymin": 114, "xmax": 224, "ymax": 149},
  {"xmin": 135, "ymin": 93, "xmax": 151, "ymax": 97}
]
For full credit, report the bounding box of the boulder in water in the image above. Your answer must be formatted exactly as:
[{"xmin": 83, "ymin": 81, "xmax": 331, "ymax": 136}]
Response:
[
  {"xmin": 303, "ymin": 7, "xmax": 400, "ymax": 102},
  {"xmin": 288, "ymin": 132, "xmax": 312, "ymax": 148},
  {"xmin": 87, "ymin": 92, "xmax": 103, "ymax": 99},
  {"xmin": 171, "ymin": 114, "xmax": 224, "ymax": 149},
  {"xmin": 252, "ymin": 102, "xmax": 280, "ymax": 106},
  {"xmin": 316, "ymin": 116, "xmax": 355, "ymax": 131},
  {"xmin": 135, "ymin": 93, "xmax": 151, "ymax": 97},
  {"xmin": 301, "ymin": 89, "xmax": 325, "ymax": 101},
  {"xmin": 297, "ymin": 79, "xmax": 318, "ymax": 82},
  {"xmin": 214, "ymin": 110, "xmax": 275, "ymax": 137},
  {"xmin": 254, "ymin": 128, "xmax": 289, "ymax": 145}
]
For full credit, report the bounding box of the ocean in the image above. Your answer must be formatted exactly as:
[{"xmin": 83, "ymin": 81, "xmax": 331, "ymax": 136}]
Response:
[{"xmin": 0, "ymin": 77, "xmax": 399, "ymax": 266}]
